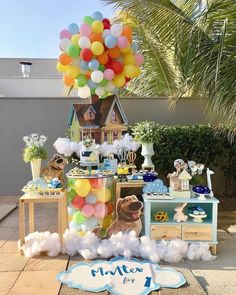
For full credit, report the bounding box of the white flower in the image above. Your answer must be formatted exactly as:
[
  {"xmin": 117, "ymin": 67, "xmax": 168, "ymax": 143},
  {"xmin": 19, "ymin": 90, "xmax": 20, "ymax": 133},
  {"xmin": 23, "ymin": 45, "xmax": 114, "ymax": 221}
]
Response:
[
  {"xmin": 40, "ymin": 135, "xmax": 47, "ymax": 142},
  {"xmin": 188, "ymin": 161, "xmax": 196, "ymax": 168},
  {"xmin": 197, "ymin": 164, "xmax": 204, "ymax": 174}
]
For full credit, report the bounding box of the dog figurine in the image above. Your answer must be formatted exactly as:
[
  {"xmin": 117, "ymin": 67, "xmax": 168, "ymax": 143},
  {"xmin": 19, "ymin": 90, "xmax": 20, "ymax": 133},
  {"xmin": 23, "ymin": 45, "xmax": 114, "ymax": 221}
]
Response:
[
  {"xmin": 94, "ymin": 195, "xmax": 143, "ymax": 238},
  {"xmin": 41, "ymin": 154, "xmax": 67, "ymax": 184},
  {"xmin": 173, "ymin": 202, "xmax": 188, "ymax": 222}
]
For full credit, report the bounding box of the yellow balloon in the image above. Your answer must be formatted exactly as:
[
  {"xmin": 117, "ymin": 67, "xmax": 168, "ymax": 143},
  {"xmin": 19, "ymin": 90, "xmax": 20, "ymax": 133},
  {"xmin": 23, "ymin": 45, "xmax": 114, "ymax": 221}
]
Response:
[
  {"xmin": 74, "ymin": 179, "xmax": 91, "ymax": 197},
  {"xmin": 101, "ymin": 214, "xmax": 113, "ymax": 230},
  {"xmin": 134, "ymin": 66, "xmax": 142, "ymax": 77},
  {"xmin": 57, "ymin": 62, "xmax": 69, "ymax": 73},
  {"xmin": 91, "ymin": 41, "xmax": 104, "ymax": 55},
  {"xmin": 95, "ymin": 187, "xmax": 111, "ymax": 203},
  {"xmin": 71, "ymin": 34, "xmax": 80, "ymax": 45},
  {"xmin": 92, "ymin": 21, "xmax": 104, "ymax": 33},
  {"xmin": 120, "ymin": 45, "xmax": 132, "ymax": 53},
  {"xmin": 124, "ymin": 64, "xmax": 137, "ymax": 78},
  {"xmin": 66, "ymin": 66, "xmax": 80, "ymax": 79},
  {"xmin": 123, "ymin": 53, "xmax": 136, "ymax": 65},
  {"xmin": 113, "ymin": 74, "xmax": 126, "ymax": 88}
]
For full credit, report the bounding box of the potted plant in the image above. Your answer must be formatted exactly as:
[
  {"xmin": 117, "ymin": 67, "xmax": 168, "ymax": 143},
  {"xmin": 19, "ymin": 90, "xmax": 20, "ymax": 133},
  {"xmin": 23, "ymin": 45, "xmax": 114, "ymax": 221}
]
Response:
[
  {"xmin": 132, "ymin": 121, "xmax": 160, "ymax": 168},
  {"xmin": 23, "ymin": 133, "xmax": 47, "ymax": 180}
]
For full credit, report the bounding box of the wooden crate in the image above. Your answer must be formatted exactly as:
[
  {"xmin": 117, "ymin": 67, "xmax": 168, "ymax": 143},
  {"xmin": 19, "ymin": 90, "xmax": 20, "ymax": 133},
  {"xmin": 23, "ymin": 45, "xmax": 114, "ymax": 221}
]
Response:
[{"xmin": 151, "ymin": 225, "xmax": 181, "ymax": 240}]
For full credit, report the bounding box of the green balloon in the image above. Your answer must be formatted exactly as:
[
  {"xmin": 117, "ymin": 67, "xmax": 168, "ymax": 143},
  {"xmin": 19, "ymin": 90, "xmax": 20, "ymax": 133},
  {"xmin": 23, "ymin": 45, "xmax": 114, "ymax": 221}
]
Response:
[
  {"xmin": 67, "ymin": 188, "xmax": 77, "ymax": 202},
  {"xmin": 91, "ymin": 89, "xmax": 96, "ymax": 95},
  {"xmin": 67, "ymin": 178, "xmax": 75, "ymax": 187},
  {"xmin": 99, "ymin": 65, "xmax": 105, "ymax": 71},
  {"xmin": 83, "ymin": 16, "xmax": 94, "ymax": 25},
  {"xmin": 73, "ymin": 211, "xmax": 86, "ymax": 224},
  {"xmin": 77, "ymin": 74, "xmax": 87, "ymax": 87},
  {"xmin": 66, "ymin": 44, "xmax": 80, "ymax": 57},
  {"xmin": 99, "ymin": 79, "xmax": 108, "ymax": 87},
  {"xmin": 101, "ymin": 91, "xmax": 109, "ymax": 99}
]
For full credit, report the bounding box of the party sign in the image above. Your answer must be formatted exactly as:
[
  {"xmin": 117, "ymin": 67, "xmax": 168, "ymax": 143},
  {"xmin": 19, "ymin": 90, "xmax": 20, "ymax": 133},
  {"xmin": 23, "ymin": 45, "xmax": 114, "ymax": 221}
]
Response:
[
  {"xmin": 57, "ymin": 11, "xmax": 144, "ymax": 99},
  {"xmin": 57, "ymin": 256, "xmax": 186, "ymax": 295}
]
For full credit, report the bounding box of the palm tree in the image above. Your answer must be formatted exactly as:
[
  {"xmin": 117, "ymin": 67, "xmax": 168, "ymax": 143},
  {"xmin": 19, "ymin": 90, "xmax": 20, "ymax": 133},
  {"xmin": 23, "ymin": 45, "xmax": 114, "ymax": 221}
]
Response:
[{"xmin": 102, "ymin": 0, "xmax": 236, "ymax": 127}]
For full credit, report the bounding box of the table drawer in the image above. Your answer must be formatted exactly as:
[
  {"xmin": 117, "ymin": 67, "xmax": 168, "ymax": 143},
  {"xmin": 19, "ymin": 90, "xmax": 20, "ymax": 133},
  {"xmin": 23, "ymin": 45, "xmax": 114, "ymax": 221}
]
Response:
[
  {"xmin": 182, "ymin": 225, "xmax": 212, "ymax": 241},
  {"xmin": 150, "ymin": 225, "xmax": 181, "ymax": 240}
]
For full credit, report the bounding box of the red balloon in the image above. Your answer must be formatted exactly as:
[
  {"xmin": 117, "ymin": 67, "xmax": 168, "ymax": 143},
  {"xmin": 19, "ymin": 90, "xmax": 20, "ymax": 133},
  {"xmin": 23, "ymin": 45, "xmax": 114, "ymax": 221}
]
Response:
[
  {"xmin": 125, "ymin": 77, "xmax": 131, "ymax": 82},
  {"xmin": 111, "ymin": 61, "xmax": 123, "ymax": 74},
  {"xmin": 80, "ymin": 48, "xmax": 93, "ymax": 62},
  {"xmin": 72, "ymin": 196, "xmax": 85, "ymax": 209},
  {"xmin": 90, "ymin": 178, "xmax": 98, "ymax": 188},
  {"xmin": 103, "ymin": 23, "xmax": 110, "ymax": 30},
  {"xmin": 103, "ymin": 18, "xmax": 111, "ymax": 26},
  {"xmin": 105, "ymin": 57, "xmax": 113, "ymax": 69}
]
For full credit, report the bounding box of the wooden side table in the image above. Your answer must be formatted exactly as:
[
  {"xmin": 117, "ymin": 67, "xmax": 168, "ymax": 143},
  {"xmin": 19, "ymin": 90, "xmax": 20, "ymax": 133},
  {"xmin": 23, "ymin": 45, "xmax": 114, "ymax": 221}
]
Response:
[
  {"xmin": 115, "ymin": 181, "xmax": 145, "ymax": 199},
  {"xmin": 19, "ymin": 193, "xmax": 67, "ymax": 248}
]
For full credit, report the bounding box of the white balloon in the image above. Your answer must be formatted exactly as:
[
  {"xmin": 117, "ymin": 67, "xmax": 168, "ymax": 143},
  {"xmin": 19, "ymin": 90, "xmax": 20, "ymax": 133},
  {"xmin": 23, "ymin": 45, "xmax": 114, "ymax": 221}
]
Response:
[
  {"xmin": 59, "ymin": 38, "xmax": 71, "ymax": 52},
  {"xmin": 77, "ymin": 85, "xmax": 91, "ymax": 99},
  {"xmin": 78, "ymin": 36, "xmax": 91, "ymax": 49},
  {"xmin": 111, "ymin": 24, "xmax": 123, "ymax": 38},
  {"xmin": 91, "ymin": 70, "xmax": 103, "ymax": 83},
  {"xmin": 95, "ymin": 86, "xmax": 105, "ymax": 96},
  {"xmin": 102, "ymin": 29, "xmax": 111, "ymax": 39},
  {"xmin": 105, "ymin": 81, "xmax": 115, "ymax": 92}
]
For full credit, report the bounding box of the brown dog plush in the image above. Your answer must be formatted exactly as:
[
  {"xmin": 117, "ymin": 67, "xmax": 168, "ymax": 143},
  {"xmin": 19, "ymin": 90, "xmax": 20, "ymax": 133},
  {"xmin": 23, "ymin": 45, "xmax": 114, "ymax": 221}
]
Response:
[
  {"xmin": 94, "ymin": 195, "xmax": 143, "ymax": 238},
  {"xmin": 41, "ymin": 154, "xmax": 67, "ymax": 184}
]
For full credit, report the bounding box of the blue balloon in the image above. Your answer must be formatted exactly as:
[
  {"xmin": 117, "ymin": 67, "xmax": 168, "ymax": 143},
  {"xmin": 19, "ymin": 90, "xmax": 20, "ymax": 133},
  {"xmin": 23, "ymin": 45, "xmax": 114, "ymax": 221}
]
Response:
[
  {"xmin": 111, "ymin": 87, "xmax": 119, "ymax": 94},
  {"xmin": 80, "ymin": 60, "xmax": 89, "ymax": 71},
  {"xmin": 105, "ymin": 35, "xmax": 117, "ymax": 48},
  {"xmin": 88, "ymin": 59, "xmax": 100, "ymax": 71},
  {"xmin": 87, "ymin": 79, "xmax": 98, "ymax": 89},
  {"xmin": 131, "ymin": 42, "xmax": 138, "ymax": 53},
  {"xmin": 68, "ymin": 23, "xmax": 79, "ymax": 35},
  {"xmin": 92, "ymin": 11, "xmax": 103, "ymax": 21}
]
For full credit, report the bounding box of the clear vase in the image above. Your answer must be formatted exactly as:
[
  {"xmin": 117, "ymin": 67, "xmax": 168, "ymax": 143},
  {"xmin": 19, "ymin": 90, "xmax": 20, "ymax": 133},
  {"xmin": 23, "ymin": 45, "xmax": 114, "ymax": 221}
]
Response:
[
  {"xmin": 30, "ymin": 158, "xmax": 42, "ymax": 180},
  {"xmin": 141, "ymin": 143, "xmax": 154, "ymax": 168}
]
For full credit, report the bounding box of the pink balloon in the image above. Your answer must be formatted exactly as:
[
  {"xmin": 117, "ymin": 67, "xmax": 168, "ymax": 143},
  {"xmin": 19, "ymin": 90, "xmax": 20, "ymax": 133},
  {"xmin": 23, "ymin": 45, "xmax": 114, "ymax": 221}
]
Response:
[
  {"xmin": 103, "ymin": 69, "xmax": 115, "ymax": 80},
  {"xmin": 135, "ymin": 53, "xmax": 144, "ymax": 66},
  {"xmin": 117, "ymin": 36, "xmax": 128, "ymax": 49},
  {"xmin": 82, "ymin": 204, "xmax": 95, "ymax": 217},
  {"xmin": 94, "ymin": 203, "xmax": 108, "ymax": 219},
  {"xmin": 59, "ymin": 29, "xmax": 72, "ymax": 40},
  {"xmin": 80, "ymin": 23, "xmax": 92, "ymax": 37}
]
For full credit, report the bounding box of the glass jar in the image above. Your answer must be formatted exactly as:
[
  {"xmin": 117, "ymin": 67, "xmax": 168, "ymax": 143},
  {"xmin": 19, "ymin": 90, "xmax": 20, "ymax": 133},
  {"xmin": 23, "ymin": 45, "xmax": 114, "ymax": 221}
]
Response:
[{"xmin": 66, "ymin": 175, "xmax": 115, "ymax": 236}]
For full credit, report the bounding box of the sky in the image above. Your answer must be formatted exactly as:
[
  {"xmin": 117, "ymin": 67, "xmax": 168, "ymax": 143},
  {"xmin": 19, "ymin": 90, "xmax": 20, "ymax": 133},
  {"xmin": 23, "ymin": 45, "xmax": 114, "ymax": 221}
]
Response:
[{"xmin": 0, "ymin": 0, "xmax": 115, "ymax": 58}]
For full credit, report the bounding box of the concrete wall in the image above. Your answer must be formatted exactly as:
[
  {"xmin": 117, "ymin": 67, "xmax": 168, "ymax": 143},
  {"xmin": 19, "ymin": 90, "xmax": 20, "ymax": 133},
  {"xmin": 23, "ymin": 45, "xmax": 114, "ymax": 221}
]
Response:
[{"xmin": 0, "ymin": 97, "xmax": 207, "ymax": 195}]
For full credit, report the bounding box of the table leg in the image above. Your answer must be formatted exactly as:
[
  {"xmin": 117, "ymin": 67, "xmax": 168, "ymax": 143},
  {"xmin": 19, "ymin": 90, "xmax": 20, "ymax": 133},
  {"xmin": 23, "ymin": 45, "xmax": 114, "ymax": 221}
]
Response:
[
  {"xmin": 19, "ymin": 200, "xmax": 25, "ymax": 248},
  {"xmin": 29, "ymin": 202, "xmax": 35, "ymax": 233},
  {"xmin": 211, "ymin": 244, "xmax": 217, "ymax": 255},
  {"xmin": 116, "ymin": 183, "xmax": 121, "ymax": 199}
]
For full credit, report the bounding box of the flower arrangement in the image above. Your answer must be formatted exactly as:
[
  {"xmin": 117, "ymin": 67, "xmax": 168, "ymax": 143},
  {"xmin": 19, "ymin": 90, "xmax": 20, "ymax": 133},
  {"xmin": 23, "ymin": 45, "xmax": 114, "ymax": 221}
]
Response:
[
  {"xmin": 132, "ymin": 121, "xmax": 160, "ymax": 144},
  {"xmin": 23, "ymin": 133, "xmax": 48, "ymax": 163}
]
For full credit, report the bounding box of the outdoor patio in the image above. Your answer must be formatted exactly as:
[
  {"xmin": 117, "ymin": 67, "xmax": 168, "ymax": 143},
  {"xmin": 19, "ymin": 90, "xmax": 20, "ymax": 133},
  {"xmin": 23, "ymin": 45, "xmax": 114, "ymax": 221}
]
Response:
[{"xmin": 0, "ymin": 196, "xmax": 236, "ymax": 295}]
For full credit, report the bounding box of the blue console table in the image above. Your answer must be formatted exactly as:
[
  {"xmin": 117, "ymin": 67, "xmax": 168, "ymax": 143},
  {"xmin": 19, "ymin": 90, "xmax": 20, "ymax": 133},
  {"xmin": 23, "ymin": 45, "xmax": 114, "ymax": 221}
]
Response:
[{"xmin": 143, "ymin": 195, "xmax": 219, "ymax": 254}]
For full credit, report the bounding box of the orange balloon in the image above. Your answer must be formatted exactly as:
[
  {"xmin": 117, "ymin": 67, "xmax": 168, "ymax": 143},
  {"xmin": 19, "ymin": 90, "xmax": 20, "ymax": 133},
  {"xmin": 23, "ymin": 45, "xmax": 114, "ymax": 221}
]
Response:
[
  {"xmin": 97, "ymin": 52, "xmax": 109, "ymax": 65},
  {"xmin": 59, "ymin": 53, "xmax": 73, "ymax": 66},
  {"xmin": 86, "ymin": 72, "xmax": 91, "ymax": 79},
  {"xmin": 63, "ymin": 75, "xmax": 75, "ymax": 86},
  {"xmin": 108, "ymin": 46, "xmax": 120, "ymax": 59},
  {"xmin": 89, "ymin": 32, "xmax": 103, "ymax": 43},
  {"xmin": 122, "ymin": 26, "xmax": 132, "ymax": 43}
]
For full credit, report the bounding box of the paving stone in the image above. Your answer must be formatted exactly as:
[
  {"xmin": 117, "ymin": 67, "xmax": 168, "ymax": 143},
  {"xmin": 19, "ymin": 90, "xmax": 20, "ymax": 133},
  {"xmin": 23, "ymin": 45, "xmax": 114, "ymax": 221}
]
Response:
[
  {"xmin": 0, "ymin": 271, "xmax": 20, "ymax": 295},
  {"xmin": 0, "ymin": 253, "xmax": 29, "ymax": 271},
  {"xmin": 10, "ymin": 270, "xmax": 61, "ymax": 295},
  {"xmin": 0, "ymin": 227, "xmax": 17, "ymax": 248},
  {"xmin": 0, "ymin": 204, "xmax": 17, "ymax": 222},
  {"xmin": 25, "ymin": 255, "xmax": 69, "ymax": 271}
]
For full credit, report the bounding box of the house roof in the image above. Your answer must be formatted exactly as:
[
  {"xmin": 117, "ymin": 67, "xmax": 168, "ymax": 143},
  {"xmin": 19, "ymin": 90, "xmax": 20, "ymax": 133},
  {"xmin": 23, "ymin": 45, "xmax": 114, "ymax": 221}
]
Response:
[
  {"xmin": 178, "ymin": 170, "xmax": 192, "ymax": 180},
  {"xmin": 68, "ymin": 95, "xmax": 128, "ymax": 127}
]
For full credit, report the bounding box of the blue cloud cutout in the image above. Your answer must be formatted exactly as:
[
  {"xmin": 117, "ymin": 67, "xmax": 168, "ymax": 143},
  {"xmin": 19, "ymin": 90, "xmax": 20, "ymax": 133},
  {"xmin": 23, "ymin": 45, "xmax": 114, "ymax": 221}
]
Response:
[
  {"xmin": 57, "ymin": 256, "xmax": 185, "ymax": 295},
  {"xmin": 143, "ymin": 179, "xmax": 168, "ymax": 194}
]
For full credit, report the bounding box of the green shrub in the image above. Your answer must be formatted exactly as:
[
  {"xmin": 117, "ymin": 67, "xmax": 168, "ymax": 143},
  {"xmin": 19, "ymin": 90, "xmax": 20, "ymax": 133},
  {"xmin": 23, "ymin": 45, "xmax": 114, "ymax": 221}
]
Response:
[
  {"xmin": 23, "ymin": 146, "xmax": 48, "ymax": 163},
  {"xmin": 132, "ymin": 121, "xmax": 160, "ymax": 143},
  {"xmin": 129, "ymin": 124, "xmax": 236, "ymax": 197}
]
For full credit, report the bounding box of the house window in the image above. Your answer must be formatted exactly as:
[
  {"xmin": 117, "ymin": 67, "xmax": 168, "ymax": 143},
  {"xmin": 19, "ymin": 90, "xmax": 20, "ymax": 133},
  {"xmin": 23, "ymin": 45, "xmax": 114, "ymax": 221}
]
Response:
[
  {"xmin": 111, "ymin": 110, "xmax": 117, "ymax": 122},
  {"xmin": 104, "ymin": 131, "xmax": 108, "ymax": 142},
  {"xmin": 113, "ymin": 131, "xmax": 119, "ymax": 140}
]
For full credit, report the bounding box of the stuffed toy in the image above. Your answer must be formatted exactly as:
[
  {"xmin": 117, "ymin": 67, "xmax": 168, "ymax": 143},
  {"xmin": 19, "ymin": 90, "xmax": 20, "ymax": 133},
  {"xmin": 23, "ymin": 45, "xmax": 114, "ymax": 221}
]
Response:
[
  {"xmin": 41, "ymin": 154, "xmax": 67, "ymax": 184},
  {"xmin": 94, "ymin": 195, "xmax": 143, "ymax": 238}
]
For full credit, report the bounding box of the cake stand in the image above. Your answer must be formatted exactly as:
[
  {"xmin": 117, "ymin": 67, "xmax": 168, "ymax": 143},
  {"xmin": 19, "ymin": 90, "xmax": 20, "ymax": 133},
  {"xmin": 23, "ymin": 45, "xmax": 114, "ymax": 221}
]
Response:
[{"xmin": 188, "ymin": 213, "xmax": 207, "ymax": 223}]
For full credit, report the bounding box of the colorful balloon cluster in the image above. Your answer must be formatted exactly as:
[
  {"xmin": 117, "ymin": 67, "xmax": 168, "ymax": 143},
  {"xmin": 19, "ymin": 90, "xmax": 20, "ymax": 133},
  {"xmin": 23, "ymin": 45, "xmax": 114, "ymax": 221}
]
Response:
[
  {"xmin": 67, "ymin": 177, "xmax": 114, "ymax": 233},
  {"xmin": 57, "ymin": 11, "xmax": 144, "ymax": 99}
]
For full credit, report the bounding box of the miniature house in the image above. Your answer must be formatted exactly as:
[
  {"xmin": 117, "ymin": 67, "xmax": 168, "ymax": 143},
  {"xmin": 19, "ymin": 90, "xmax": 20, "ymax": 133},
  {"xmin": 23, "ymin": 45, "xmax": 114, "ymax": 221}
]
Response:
[
  {"xmin": 168, "ymin": 170, "xmax": 192, "ymax": 198},
  {"xmin": 68, "ymin": 95, "xmax": 128, "ymax": 144},
  {"xmin": 178, "ymin": 170, "xmax": 192, "ymax": 191}
]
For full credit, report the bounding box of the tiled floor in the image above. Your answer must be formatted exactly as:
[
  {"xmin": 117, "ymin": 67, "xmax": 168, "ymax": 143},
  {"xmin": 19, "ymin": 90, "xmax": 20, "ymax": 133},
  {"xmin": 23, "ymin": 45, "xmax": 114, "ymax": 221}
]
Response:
[{"xmin": 0, "ymin": 196, "xmax": 236, "ymax": 295}]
